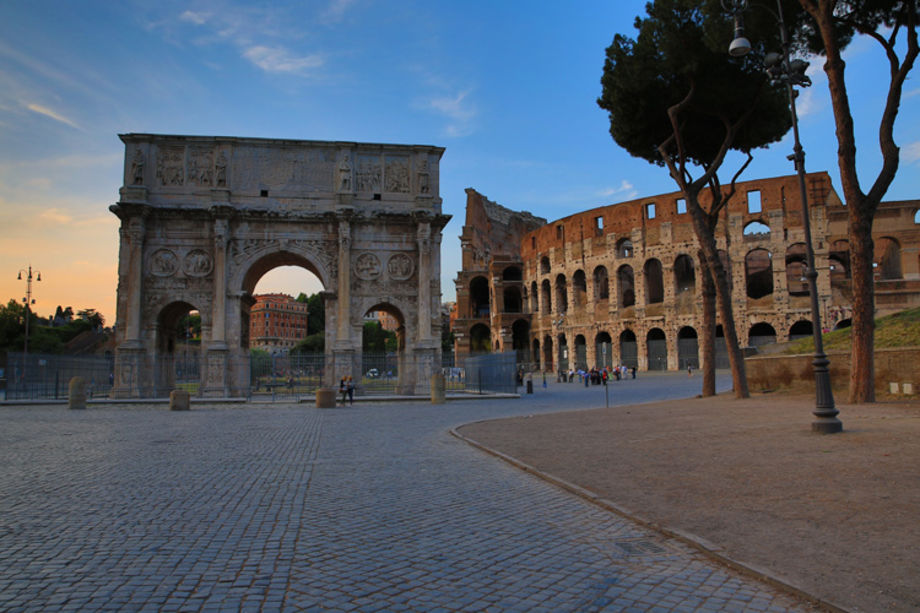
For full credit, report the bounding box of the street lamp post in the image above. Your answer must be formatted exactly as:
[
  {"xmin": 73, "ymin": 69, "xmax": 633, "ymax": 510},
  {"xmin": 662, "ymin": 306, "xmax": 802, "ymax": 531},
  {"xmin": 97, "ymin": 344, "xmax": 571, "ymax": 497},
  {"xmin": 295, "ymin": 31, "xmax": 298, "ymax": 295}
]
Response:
[
  {"xmin": 16, "ymin": 266, "xmax": 41, "ymax": 389},
  {"xmin": 724, "ymin": 0, "xmax": 842, "ymax": 434}
]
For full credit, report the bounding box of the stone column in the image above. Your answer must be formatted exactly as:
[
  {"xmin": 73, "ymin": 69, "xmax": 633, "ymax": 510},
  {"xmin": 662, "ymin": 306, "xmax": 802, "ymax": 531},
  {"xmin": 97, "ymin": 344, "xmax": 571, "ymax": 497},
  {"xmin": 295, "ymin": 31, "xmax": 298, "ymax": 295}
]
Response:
[
  {"xmin": 211, "ymin": 217, "xmax": 229, "ymax": 345},
  {"xmin": 336, "ymin": 219, "xmax": 352, "ymax": 341},
  {"xmin": 124, "ymin": 215, "xmax": 146, "ymax": 343},
  {"xmin": 204, "ymin": 216, "xmax": 230, "ymax": 396},
  {"xmin": 417, "ymin": 220, "xmax": 432, "ymax": 343}
]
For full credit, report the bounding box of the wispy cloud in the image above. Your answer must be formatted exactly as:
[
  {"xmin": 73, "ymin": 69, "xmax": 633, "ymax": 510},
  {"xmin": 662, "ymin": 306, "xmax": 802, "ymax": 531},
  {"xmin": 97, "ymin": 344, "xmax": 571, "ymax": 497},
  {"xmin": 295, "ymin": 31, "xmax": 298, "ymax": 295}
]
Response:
[
  {"xmin": 321, "ymin": 0, "xmax": 356, "ymax": 24},
  {"xmin": 420, "ymin": 89, "xmax": 477, "ymax": 137},
  {"xmin": 25, "ymin": 103, "xmax": 82, "ymax": 130},
  {"xmin": 599, "ymin": 180, "xmax": 638, "ymax": 200},
  {"xmin": 179, "ymin": 10, "xmax": 210, "ymax": 26},
  {"xmin": 242, "ymin": 46, "xmax": 324, "ymax": 75},
  {"xmin": 904, "ymin": 141, "xmax": 920, "ymax": 164}
]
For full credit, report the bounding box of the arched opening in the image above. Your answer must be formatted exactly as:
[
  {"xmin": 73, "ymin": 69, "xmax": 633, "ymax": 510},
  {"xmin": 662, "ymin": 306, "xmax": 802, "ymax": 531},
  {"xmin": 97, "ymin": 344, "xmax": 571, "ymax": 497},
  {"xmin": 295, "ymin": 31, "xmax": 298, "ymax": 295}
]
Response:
[
  {"xmin": 543, "ymin": 335, "xmax": 554, "ymax": 371},
  {"xmin": 555, "ymin": 274, "xmax": 568, "ymax": 314},
  {"xmin": 503, "ymin": 286, "xmax": 522, "ymax": 313},
  {"xmin": 593, "ymin": 266, "xmax": 609, "ymax": 301},
  {"xmin": 785, "ymin": 243, "xmax": 808, "ymax": 296},
  {"xmin": 789, "ymin": 320, "xmax": 813, "ymax": 340},
  {"xmin": 557, "ymin": 334, "xmax": 569, "ymax": 372},
  {"xmin": 647, "ymin": 328, "xmax": 667, "ymax": 370},
  {"xmin": 572, "ymin": 270, "xmax": 587, "ymax": 308},
  {"xmin": 743, "ymin": 220, "xmax": 771, "ymax": 238},
  {"xmin": 245, "ymin": 262, "xmax": 326, "ymax": 397},
  {"xmin": 875, "ymin": 236, "xmax": 902, "ymax": 280},
  {"xmin": 469, "ymin": 323, "xmax": 491, "ymax": 354},
  {"xmin": 469, "ymin": 276, "xmax": 490, "ymax": 317},
  {"xmin": 830, "ymin": 240, "xmax": 850, "ymax": 281},
  {"xmin": 748, "ymin": 322, "xmax": 777, "ymax": 347},
  {"xmin": 529, "ymin": 281, "xmax": 538, "ymax": 313},
  {"xmin": 574, "ymin": 334, "xmax": 587, "ymax": 370},
  {"xmin": 644, "ymin": 259, "xmax": 664, "ymax": 304},
  {"xmin": 617, "ymin": 265, "xmax": 635, "ymax": 308},
  {"xmin": 155, "ymin": 301, "xmax": 201, "ymax": 396},
  {"xmin": 835, "ymin": 318, "xmax": 852, "ymax": 330},
  {"xmin": 674, "ymin": 254, "xmax": 695, "ymax": 296},
  {"xmin": 595, "ymin": 331, "xmax": 612, "ymax": 369},
  {"xmin": 619, "ymin": 329, "xmax": 638, "ymax": 369},
  {"xmin": 677, "ymin": 326, "xmax": 699, "ymax": 370},
  {"xmin": 502, "ymin": 265, "xmax": 522, "ymax": 281},
  {"xmin": 540, "ymin": 256, "xmax": 551, "ymax": 274},
  {"xmin": 511, "ymin": 319, "xmax": 530, "ymax": 363},
  {"xmin": 745, "ymin": 248, "xmax": 774, "ymax": 299},
  {"xmin": 361, "ymin": 303, "xmax": 405, "ymax": 394},
  {"xmin": 541, "ymin": 279, "xmax": 552, "ymax": 315},
  {"xmin": 616, "ymin": 238, "xmax": 634, "ymax": 258}
]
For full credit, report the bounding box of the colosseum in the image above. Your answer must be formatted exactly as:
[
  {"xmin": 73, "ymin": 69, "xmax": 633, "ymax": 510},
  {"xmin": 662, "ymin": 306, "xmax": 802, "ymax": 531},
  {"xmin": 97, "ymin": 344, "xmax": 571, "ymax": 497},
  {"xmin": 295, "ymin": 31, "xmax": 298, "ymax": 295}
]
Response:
[{"xmin": 452, "ymin": 172, "xmax": 920, "ymax": 373}]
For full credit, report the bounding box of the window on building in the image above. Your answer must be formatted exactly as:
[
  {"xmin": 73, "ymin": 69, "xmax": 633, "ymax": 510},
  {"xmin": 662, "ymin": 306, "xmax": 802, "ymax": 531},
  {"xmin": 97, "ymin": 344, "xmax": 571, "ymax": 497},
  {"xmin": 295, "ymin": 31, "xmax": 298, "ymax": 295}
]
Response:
[
  {"xmin": 556, "ymin": 224, "xmax": 564, "ymax": 240},
  {"xmin": 594, "ymin": 216, "xmax": 604, "ymax": 236},
  {"xmin": 747, "ymin": 190, "xmax": 762, "ymax": 214},
  {"xmin": 646, "ymin": 203, "xmax": 656, "ymax": 219},
  {"xmin": 676, "ymin": 198, "xmax": 687, "ymax": 214}
]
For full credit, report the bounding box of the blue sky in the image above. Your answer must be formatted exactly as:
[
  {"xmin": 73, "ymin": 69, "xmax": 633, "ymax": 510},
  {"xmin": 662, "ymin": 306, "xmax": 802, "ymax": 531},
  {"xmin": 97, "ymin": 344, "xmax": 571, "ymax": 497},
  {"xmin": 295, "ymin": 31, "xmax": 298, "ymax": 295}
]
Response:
[{"xmin": 1, "ymin": 0, "xmax": 918, "ymax": 324}]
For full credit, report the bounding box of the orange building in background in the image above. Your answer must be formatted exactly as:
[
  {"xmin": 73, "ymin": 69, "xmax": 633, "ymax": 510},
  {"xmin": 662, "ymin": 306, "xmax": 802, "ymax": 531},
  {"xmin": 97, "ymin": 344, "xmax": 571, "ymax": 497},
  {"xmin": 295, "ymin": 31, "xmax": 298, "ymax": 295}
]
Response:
[{"xmin": 249, "ymin": 294, "xmax": 309, "ymax": 354}]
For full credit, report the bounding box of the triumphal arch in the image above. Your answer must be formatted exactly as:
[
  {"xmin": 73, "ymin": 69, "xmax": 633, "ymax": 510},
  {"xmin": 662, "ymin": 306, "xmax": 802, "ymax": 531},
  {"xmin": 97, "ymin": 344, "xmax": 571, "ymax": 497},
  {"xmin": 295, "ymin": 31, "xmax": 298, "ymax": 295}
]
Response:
[{"xmin": 110, "ymin": 134, "xmax": 448, "ymax": 397}]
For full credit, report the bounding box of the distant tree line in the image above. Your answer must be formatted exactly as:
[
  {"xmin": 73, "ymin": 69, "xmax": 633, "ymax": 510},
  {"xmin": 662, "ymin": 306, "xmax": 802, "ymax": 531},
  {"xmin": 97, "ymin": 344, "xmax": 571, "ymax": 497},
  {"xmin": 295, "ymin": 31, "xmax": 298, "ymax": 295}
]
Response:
[{"xmin": 0, "ymin": 300, "xmax": 107, "ymax": 354}]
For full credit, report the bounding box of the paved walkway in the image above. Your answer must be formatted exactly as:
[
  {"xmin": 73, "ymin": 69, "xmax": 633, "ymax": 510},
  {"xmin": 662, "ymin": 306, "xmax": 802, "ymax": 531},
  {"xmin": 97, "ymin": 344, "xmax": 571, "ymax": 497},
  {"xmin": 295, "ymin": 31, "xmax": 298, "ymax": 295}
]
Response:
[{"xmin": 1, "ymin": 374, "xmax": 816, "ymax": 611}]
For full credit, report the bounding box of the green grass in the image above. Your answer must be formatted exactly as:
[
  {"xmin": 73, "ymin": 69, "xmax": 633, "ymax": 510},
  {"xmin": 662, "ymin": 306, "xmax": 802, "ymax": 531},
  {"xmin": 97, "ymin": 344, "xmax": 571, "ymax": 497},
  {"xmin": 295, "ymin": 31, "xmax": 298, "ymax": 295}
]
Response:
[{"xmin": 783, "ymin": 306, "xmax": 920, "ymax": 354}]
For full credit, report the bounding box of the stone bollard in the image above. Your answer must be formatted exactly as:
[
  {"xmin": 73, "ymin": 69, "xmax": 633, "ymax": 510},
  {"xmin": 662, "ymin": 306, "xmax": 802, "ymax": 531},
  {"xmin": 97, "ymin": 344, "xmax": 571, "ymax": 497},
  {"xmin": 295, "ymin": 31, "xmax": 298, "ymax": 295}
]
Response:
[
  {"xmin": 904, "ymin": 383, "xmax": 914, "ymax": 395},
  {"xmin": 68, "ymin": 377, "xmax": 87, "ymax": 410},
  {"xmin": 890, "ymin": 382, "xmax": 900, "ymax": 395},
  {"xmin": 430, "ymin": 373, "xmax": 446, "ymax": 404},
  {"xmin": 316, "ymin": 387, "xmax": 336, "ymax": 408},
  {"xmin": 170, "ymin": 389, "xmax": 190, "ymax": 411}
]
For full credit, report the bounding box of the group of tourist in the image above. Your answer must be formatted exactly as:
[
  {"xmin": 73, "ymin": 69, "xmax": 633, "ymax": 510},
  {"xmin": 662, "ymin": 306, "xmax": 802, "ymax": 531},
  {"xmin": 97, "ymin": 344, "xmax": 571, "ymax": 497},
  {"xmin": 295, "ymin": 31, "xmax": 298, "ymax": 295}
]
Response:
[
  {"xmin": 559, "ymin": 365, "xmax": 636, "ymax": 385},
  {"xmin": 339, "ymin": 376, "xmax": 355, "ymax": 404}
]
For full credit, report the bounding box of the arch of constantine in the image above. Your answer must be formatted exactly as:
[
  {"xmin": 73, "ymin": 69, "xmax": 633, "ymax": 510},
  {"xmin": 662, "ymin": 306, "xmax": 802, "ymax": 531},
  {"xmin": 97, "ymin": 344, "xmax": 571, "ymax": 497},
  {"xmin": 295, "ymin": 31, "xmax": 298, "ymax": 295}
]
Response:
[{"xmin": 110, "ymin": 134, "xmax": 448, "ymax": 397}]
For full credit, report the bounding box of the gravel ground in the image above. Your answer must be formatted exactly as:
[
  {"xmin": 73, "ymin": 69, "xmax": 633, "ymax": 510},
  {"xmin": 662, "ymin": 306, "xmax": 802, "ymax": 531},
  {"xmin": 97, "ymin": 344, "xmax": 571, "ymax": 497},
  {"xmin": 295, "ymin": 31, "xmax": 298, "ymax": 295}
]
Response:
[{"xmin": 457, "ymin": 392, "xmax": 920, "ymax": 613}]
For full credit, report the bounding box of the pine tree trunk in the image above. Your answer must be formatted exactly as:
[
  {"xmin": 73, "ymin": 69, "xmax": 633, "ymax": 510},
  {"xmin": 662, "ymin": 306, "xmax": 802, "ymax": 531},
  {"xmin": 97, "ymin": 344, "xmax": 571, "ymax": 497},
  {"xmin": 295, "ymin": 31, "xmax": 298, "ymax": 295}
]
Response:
[
  {"xmin": 699, "ymin": 249, "xmax": 717, "ymax": 397},
  {"xmin": 848, "ymin": 210, "xmax": 876, "ymax": 402}
]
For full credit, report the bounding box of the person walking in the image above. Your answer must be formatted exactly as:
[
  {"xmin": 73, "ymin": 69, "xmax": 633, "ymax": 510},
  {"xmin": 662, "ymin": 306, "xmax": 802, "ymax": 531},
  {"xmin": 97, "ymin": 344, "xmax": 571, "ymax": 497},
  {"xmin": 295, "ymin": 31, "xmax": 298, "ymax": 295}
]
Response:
[{"xmin": 346, "ymin": 376, "xmax": 355, "ymax": 405}]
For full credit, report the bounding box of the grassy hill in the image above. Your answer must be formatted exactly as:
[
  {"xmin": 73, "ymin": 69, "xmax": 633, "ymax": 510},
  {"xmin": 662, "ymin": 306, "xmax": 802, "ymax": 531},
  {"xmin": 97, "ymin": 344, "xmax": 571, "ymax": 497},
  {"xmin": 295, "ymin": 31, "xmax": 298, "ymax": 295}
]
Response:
[{"xmin": 783, "ymin": 307, "xmax": 920, "ymax": 354}]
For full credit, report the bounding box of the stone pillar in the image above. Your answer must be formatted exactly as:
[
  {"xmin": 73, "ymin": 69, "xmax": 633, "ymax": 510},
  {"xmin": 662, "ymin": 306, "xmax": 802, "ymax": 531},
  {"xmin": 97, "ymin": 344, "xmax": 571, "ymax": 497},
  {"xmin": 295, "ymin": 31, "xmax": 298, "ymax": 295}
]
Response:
[
  {"xmin": 211, "ymin": 217, "xmax": 229, "ymax": 345},
  {"xmin": 417, "ymin": 220, "xmax": 432, "ymax": 343},
  {"xmin": 124, "ymin": 215, "xmax": 146, "ymax": 343},
  {"xmin": 336, "ymin": 219, "xmax": 352, "ymax": 342}
]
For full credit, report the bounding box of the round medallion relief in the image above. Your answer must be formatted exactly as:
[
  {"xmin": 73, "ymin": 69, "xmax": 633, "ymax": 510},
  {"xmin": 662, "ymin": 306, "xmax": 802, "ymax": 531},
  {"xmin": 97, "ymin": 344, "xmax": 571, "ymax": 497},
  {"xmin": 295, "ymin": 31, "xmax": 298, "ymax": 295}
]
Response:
[
  {"xmin": 354, "ymin": 252, "xmax": 382, "ymax": 280},
  {"xmin": 184, "ymin": 249, "xmax": 213, "ymax": 276},
  {"xmin": 387, "ymin": 253, "xmax": 414, "ymax": 281},
  {"xmin": 149, "ymin": 249, "xmax": 178, "ymax": 277}
]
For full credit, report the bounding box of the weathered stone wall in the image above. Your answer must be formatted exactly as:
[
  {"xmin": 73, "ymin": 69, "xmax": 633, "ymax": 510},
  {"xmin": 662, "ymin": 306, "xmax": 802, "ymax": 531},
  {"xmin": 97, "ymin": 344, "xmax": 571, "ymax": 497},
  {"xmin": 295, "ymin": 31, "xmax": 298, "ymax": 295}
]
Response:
[
  {"xmin": 497, "ymin": 171, "xmax": 919, "ymax": 373},
  {"xmin": 453, "ymin": 189, "xmax": 545, "ymax": 360},
  {"xmin": 746, "ymin": 347, "xmax": 920, "ymax": 396}
]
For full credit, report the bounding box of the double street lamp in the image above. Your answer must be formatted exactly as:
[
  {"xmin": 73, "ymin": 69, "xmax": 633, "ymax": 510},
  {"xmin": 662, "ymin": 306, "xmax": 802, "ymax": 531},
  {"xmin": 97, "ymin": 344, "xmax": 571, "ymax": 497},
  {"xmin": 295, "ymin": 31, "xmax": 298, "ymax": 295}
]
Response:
[
  {"xmin": 723, "ymin": 0, "xmax": 842, "ymax": 434},
  {"xmin": 16, "ymin": 265, "xmax": 41, "ymax": 386}
]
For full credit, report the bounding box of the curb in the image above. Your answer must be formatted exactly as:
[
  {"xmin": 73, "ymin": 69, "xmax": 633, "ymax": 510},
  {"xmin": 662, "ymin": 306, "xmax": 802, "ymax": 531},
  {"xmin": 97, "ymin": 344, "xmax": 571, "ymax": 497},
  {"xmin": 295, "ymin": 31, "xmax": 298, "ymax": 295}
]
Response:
[{"xmin": 449, "ymin": 425, "xmax": 851, "ymax": 613}]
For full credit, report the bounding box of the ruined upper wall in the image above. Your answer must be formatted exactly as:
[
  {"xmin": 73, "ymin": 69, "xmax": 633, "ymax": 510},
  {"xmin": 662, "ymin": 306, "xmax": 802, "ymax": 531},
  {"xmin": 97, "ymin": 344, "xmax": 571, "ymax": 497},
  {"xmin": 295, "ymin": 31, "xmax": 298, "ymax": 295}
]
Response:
[
  {"xmin": 521, "ymin": 172, "xmax": 841, "ymax": 260},
  {"xmin": 461, "ymin": 188, "xmax": 546, "ymax": 270},
  {"xmin": 118, "ymin": 134, "xmax": 444, "ymax": 215}
]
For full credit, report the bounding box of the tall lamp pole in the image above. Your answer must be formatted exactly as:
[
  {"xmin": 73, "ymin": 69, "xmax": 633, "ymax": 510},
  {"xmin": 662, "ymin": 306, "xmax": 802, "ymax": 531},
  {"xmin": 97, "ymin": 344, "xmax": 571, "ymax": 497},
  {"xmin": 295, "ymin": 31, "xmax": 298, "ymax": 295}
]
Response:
[
  {"xmin": 16, "ymin": 266, "xmax": 41, "ymax": 386},
  {"xmin": 724, "ymin": 0, "xmax": 842, "ymax": 434}
]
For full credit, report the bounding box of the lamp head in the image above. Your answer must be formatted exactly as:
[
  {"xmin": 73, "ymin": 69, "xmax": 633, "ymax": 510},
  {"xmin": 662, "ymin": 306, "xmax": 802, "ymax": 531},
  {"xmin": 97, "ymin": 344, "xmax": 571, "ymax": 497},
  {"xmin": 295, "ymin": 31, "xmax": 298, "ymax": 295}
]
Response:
[
  {"xmin": 17, "ymin": 271, "xmax": 22, "ymax": 280},
  {"xmin": 728, "ymin": 14, "xmax": 751, "ymax": 57}
]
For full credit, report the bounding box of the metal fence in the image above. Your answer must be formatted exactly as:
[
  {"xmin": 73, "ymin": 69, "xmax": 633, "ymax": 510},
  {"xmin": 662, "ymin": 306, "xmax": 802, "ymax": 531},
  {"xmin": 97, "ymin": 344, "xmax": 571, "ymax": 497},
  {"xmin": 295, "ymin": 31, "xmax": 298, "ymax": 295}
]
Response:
[
  {"xmin": 2, "ymin": 352, "xmax": 115, "ymax": 401},
  {"xmin": 1, "ymin": 350, "xmax": 521, "ymax": 401}
]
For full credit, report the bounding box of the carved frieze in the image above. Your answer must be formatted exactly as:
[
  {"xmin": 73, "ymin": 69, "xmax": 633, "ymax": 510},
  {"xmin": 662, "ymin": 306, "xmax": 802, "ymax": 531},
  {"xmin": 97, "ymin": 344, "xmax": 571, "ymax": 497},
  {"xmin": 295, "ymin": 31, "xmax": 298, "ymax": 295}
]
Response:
[
  {"xmin": 386, "ymin": 253, "xmax": 415, "ymax": 280},
  {"xmin": 354, "ymin": 252, "xmax": 382, "ymax": 280},
  {"xmin": 230, "ymin": 237, "xmax": 337, "ymax": 282},
  {"xmin": 149, "ymin": 249, "xmax": 179, "ymax": 277},
  {"xmin": 188, "ymin": 147, "xmax": 214, "ymax": 187},
  {"xmin": 385, "ymin": 156, "xmax": 410, "ymax": 193},
  {"xmin": 356, "ymin": 155, "xmax": 382, "ymax": 192},
  {"xmin": 184, "ymin": 249, "xmax": 213, "ymax": 277},
  {"xmin": 157, "ymin": 146, "xmax": 185, "ymax": 186}
]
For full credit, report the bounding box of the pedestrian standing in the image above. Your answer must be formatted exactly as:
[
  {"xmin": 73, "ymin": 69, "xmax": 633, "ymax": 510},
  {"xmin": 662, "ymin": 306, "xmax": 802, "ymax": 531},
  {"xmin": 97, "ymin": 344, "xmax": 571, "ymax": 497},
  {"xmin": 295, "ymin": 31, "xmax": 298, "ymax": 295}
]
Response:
[
  {"xmin": 339, "ymin": 378, "xmax": 347, "ymax": 404},
  {"xmin": 346, "ymin": 376, "xmax": 354, "ymax": 405}
]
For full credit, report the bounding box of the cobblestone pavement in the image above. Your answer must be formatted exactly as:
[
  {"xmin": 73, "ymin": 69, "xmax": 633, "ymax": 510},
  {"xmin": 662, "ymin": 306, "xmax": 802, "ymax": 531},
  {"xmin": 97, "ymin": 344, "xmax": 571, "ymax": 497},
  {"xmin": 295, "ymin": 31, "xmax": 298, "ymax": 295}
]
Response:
[{"xmin": 0, "ymin": 374, "xmax": 815, "ymax": 611}]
